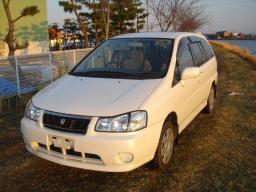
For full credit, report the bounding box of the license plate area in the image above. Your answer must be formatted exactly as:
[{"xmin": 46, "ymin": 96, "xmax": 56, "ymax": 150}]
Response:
[{"xmin": 49, "ymin": 135, "xmax": 74, "ymax": 150}]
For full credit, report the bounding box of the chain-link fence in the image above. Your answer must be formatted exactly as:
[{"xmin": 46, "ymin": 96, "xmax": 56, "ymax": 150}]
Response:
[{"xmin": 0, "ymin": 48, "xmax": 92, "ymax": 114}]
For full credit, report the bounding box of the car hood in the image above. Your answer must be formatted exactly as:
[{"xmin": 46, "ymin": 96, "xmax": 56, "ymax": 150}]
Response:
[{"xmin": 33, "ymin": 75, "xmax": 162, "ymax": 116}]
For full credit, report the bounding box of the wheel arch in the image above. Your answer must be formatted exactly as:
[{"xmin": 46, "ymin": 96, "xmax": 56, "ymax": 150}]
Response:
[{"xmin": 164, "ymin": 112, "xmax": 179, "ymax": 139}]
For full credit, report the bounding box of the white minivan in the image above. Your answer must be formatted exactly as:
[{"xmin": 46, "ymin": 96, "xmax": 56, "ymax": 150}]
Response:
[{"xmin": 21, "ymin": 32, "xmax": 218, "ymax": 172}]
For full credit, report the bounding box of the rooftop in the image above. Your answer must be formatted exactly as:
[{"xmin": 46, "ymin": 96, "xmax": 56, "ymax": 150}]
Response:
[{"xmin": 112, "ymin": 32, "xmax": 203, "ymax": 39}]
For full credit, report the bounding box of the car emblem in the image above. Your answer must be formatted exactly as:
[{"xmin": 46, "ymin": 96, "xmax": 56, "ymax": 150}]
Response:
[{"xmin": 60, "ymin": 118, "xmax": 66, "ymax": 125}]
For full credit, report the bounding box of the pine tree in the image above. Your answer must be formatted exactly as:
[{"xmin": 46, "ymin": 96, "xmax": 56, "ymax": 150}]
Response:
[
  {"xmin": 87, "ymin": 1, "xmax": 104, "ymax": 45},
  {"xmin": 77, "ymin": 0, "xmax": 105, "ymax": 45},
  {"xmin": 134, "ymin": 0, "xmax": 148, "ymax": 32},
  {"xmin": 110, "ymin": 0, "xmax": 137, "ymax": 36},
  {"xmin": 100, "ymin": 0, "xmax": 111, "ymax": 40},
  {"xmin": 63, "ymin": 19, "xmax": 79, "ymax": 49},
  {"xmin": 59, "ymin": 0, "xmax": 149, "ymax": 45},
  {"xmin": 59, "ymin": 0, "xmax": 90, "ymax": 48}
]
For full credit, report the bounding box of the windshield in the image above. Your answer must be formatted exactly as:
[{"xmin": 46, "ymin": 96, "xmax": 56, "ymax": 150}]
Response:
[{"xmin": 70, "ymin": 38, "xmax": 174, "ymax": 79}]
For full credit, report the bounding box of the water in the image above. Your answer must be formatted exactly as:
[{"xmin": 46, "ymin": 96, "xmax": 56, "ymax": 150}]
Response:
[{"xmin": 218, "ymin": 40, "xmax": 256, "ymax": 55}]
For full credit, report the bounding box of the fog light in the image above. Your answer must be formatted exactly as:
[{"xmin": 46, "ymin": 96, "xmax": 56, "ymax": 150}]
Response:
[
  {"xmin": 31, "ymin": 141, "xmax": 38, "ymax": 150},
  {"xmin": 117, "ymin": 152, "xmax": 134, "ymax": 163}
]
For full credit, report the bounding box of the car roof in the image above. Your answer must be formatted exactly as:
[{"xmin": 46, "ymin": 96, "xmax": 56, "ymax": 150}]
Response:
[{"xmin": 111, "ymin": 32, "xmax": 205, "ymax": 40}]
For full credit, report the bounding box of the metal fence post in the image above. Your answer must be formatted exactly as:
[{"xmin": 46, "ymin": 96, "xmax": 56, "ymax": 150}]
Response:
[
  {"xmin": 49, "ymin": 53, "xmax": 53, "ymax": 83},
  {"xmin": 14, "ymin": 56, "xmax": 21, "ymax": 97},
  {"xmin": 73, "ymin": 50, "xmax": 76, "ymax": 65},
  {"xmin": 72, "ymin": 50, "xmax": 76, "ymax": 69}
]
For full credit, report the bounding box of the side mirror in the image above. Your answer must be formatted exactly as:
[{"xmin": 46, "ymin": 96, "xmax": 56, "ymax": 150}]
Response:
[{"xmin": 181, "ymin": 67, "xmax": 200, "ymax": 80}]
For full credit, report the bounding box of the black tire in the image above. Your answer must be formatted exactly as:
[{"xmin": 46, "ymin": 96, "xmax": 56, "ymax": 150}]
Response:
[
  {"xmin": 205, "ymin": 86, "xmax": 215, "ymax": 114},
  {"xmin": 152, "ymin": 121, "xmax": 175, "ymax": 171}
]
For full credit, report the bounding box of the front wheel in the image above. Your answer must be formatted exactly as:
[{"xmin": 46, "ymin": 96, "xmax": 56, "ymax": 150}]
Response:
[{"xmin": 152, "ymin": 121, "xmax": 175, "ymax": 171}]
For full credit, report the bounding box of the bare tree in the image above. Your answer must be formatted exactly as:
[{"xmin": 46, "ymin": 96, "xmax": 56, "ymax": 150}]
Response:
[
  {"xmin": 148, "ymin": 0, "xmax": 207, "ymax": 32},
  {"xmin": 177, "ymin": 7, "xmax": 208, "ymax": 32},
  {"xmin": 147, "ymin": 0, "xmax": 183, "ymax": 31},
  {"xmin": 1, "ymin": 0, "xmax": 40, "ymax": 56}
]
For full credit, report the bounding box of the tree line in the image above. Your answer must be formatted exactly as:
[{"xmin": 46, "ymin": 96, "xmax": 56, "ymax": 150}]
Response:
[
  {"xmin": 49, "ymin": 0, "xmax": 207, "ymax": 50},
  {"xmin": 1, "ymin": 0, "xmax": 207, "ymax": 55},
  {"xmin": 49, "ymin": 0, "xmax": 148, "ymax": 49}
]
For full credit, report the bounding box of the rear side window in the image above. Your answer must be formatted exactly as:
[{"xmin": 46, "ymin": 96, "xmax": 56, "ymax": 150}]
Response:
[
  {"xmin": 200, "ymin": 39, "xmax": 214, "ymax": 60},
  {"xmin": 189, "ymin": 43, "xmax": 205, "ymax": 66},
  {"xmin": 189, "ymin": 36, "xmax": 214, "ymax": 62}
]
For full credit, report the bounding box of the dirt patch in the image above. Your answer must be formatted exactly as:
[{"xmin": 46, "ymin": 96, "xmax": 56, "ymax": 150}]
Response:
[{"xmin": 0, "ymin": 45, "xmax": 256, "ymax": 192}]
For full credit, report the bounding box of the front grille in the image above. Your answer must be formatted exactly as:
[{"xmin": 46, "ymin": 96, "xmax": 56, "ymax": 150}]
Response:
[{"xmin": 43, "ymin": 111, "xmax": 90, "ymax": 134}]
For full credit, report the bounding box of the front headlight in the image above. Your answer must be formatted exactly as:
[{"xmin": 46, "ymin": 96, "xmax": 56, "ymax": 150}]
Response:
[
  {"xmin": 95, "ymin": 111, "xmax": 147, "ymax": 132},
  {"xmin": 25, "ymin": 100, "xmax": 40, "ymax": 121}
]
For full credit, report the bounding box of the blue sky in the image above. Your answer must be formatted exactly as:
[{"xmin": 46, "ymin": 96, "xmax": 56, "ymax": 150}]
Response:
[{"xmin": 47, "ymin": 0, "xmax": 256, "ymax": 34}]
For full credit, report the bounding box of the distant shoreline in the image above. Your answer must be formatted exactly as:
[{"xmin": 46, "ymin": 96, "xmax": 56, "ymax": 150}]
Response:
[
  {"xmin": 212, "ymin": 39, "xmax": 256, "ymax": 55},
  {"xmin": 210, "ymin": 41, "xmax": 256, "ymax": 67},
  {"xmin": 207, "ymin": 38, "xmax": 256, "ymax": 41}
]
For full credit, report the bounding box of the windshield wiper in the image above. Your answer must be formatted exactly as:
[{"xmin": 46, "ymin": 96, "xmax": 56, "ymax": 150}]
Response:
[
  {"xmin": 70, "ymin": 71, "xmax": 132, "ymax": 77},
  {"xmin": 70, "ymin": 71, "xmax": 162, "ymax": 79},
  {"xmin": 133, "ymin": 72, "xmax": 161, "ymax": 78}
]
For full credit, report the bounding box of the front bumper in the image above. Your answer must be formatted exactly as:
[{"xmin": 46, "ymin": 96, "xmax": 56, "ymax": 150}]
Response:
[{"xmin": 21, "ymin": 117, "xmax": 162, "ymax": 172}]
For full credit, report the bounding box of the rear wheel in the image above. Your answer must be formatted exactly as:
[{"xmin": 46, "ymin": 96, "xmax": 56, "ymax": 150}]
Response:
[
  {"xmin": 152, "ymin": 121, "xmax": 175, "ymax": 171},
  {"xmin": 205, "ymin": 86, "xmax": 215, "ymax": 113}
]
